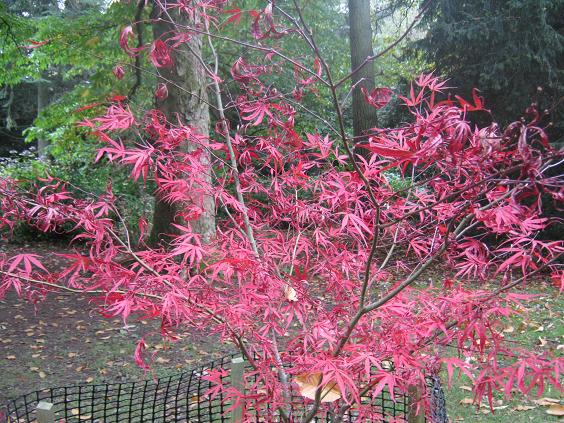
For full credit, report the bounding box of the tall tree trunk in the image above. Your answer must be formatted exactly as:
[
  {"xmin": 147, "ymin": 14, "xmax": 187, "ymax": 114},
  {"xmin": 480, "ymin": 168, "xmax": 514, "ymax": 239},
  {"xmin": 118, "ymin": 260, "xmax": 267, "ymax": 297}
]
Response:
[
  {"xmin": 348, "ymin": 0, "xmax": 379, "ymax": 147},
  {"xmin": 36, "ymin": 75, "xmax": 49, "ymax": 161},
  {"xmin": 148, "ymin": 3, "xmax": 215, "ymax": 246}
]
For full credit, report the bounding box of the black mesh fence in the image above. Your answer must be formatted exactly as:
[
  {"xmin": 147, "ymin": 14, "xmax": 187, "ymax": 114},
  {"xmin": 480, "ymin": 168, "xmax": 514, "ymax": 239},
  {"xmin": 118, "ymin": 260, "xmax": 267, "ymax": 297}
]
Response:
[{"xmin": 2, "ymin": 353, "xmax": 448, "ymax": 422}]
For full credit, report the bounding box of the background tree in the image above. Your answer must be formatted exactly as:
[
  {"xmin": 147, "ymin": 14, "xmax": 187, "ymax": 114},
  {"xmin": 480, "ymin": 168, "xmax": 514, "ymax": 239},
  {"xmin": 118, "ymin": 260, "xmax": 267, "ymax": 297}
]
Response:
[
  {"xmin": 417, "ymin": 0, "xmax": 564, "ymax": 138},
  {"xmin": 348, "ymin": 0, "xmax": 380, "ymax": 144},
  {"xmin": 148, "ymin": 1, "xmax": 215, "ymax": 245},
  {"xmin": 0, "ymin": 0, "xmax": 156, "ymax": 239}
]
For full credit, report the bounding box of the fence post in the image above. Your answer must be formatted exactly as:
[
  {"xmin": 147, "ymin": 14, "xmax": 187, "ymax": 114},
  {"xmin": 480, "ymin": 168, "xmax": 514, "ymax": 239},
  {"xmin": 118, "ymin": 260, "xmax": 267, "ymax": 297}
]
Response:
[
  {"xmin": 230, "ymin": 357, "xmax": 245, "ymax": 423},
  {"xmin": 36, "ymin": 401, "xmax": 55, "ymax": 423},
  {"xmin": 407, "ymin": 385, "xmax": 425, "ymax": 423}
]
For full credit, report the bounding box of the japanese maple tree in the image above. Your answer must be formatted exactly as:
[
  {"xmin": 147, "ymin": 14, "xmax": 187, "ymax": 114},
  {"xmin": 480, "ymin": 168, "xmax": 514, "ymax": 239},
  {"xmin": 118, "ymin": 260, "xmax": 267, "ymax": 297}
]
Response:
[{"xmin": 1, "ymin": 1, "xmax": 562, "ymax": 422}]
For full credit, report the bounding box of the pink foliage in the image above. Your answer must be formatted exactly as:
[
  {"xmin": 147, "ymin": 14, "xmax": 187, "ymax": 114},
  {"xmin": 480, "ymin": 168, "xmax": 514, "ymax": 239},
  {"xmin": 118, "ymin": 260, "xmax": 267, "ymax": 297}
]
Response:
[{"xmin": 0, "ymin": 1, "xmax": 562, "ymax": 421}]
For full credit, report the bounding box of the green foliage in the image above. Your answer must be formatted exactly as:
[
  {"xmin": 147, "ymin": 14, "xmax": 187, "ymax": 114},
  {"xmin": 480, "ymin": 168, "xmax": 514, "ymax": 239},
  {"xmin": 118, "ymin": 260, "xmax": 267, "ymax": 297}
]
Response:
[
  {"xmin": 1, "ymin": 141, "xmax": 153, "ymax": 241},
  {"xmin": 417, "ymin": 0, "xmax": 564, "ymax": 131},
  {"xmin": 1, "ymin": 0, "xmax": 154, "ymax": 138},
  {"xmin": 0, "ymin": 1, "xmax": 156, "ymax": 237}
]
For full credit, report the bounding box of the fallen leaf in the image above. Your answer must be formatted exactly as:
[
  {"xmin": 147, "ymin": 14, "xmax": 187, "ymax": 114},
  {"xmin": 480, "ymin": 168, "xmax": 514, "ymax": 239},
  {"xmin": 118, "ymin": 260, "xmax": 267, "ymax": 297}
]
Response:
[
  {"xmin": 295, "ymin": 372, "xmax": 341, "ymax": 403},
  {"xmin": 538, "ymin": 337, "xmax": 547, "ymax": 347},
  {"xmin": 284, "ymin": 285, "xmax": 298, "ymax": 302},
  {"xmin": 39, "ymin": 371, "xmax": 47, "ymax": 379},
  {"xmin": 71, "ymin": 408, "xmax": 79, "ymax": 416},
  {"xmin": 6, "ymin": 355, "xmax": 16, "ymax": 360},
  {"xmin": 459, "ymin": 398, "xmax": 474, "ymax": 405},
  {"xmin": 502, "ymin": 326, "xmax": 514, "ymax": 333},
  {"xmin": 155, "ymin": 357, "xmax": 170, "ymax": 364},
  {"xmin": 68, "ymin": 352, "xmax": 78, "ymax": 358},
  {"xmin": 546, "ymin": 404, "xmax": 564, "ymax": 416},
  {"xmin": 512, "ymin": 405, "xmax": 536, "ymax": 411},
  {"xmin": 459, "ymin": 386, "xmax": 473, "ymax": 392},
  {"xmin": 85, "ymin": 377, "xmax": 94, "ymax": 383},
  {"xmin": 533, "ymin": 398, "xmax": 560, "ymax": 406}
]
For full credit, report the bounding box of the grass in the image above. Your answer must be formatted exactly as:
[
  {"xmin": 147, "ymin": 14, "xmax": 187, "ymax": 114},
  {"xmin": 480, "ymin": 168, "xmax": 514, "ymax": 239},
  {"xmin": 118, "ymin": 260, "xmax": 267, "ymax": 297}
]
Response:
[{"xmin": 444, "ymin": 283, "xmax": 563, "ymax": 422}]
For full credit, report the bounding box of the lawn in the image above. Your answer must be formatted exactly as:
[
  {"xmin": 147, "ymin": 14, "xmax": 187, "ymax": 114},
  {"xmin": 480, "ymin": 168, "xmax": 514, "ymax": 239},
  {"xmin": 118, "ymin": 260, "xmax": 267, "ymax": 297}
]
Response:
[{"xmin": 442, "ymin": 281, "xmax": 563, "ymax": 422}]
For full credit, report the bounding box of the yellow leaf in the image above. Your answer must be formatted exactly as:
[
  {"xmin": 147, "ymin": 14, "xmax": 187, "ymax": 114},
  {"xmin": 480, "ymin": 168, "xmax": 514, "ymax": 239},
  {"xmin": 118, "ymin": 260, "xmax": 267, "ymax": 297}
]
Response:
[
  {"xmin": 6, "ymin": 355, "xmax": 16, "ymax": 360},
  {"xmin": 502, "ymin": 326, "xmax": 514, "ymax": 333},
  {"xmin": 537, "ymin": 337, "xmax": 547, "ymax": 347},
  {"xmin": 284, "ymin": 285, "xmax": 298, "ymax": 302},
  {"xmin": 533, "ymin": 398, "xmax": 560, "ymax": 406},
  {"xmin": 156, "ymin": 357, "xmax": 170, "ymax": 364},
  {"xmin": 85, "ymin": 36, "xmax": 99, "ymax": 47},
  {"xmin": 86, "ymin": 377, "xmax": 94, "ymax": 383},
  {"xmin": 546, "ymin": 404, "xmax": 564, "ymax": 416},
  {"xmin": 68, "ymin": 352, "xmax": 78, "ymax": 358},
  {"xmin": 459, "ymin": 398, "xmax": 474, "ymax": 405},
  {"xmin": 294, "ymin": 372, "xmax": 341, "ymax": 403},
  {"xmin": 38, "ymin": 371, "xmax": 47, "ymax": 379},
  {"xmin": 459, "ymin": 386, "xmax": 472, "ymax": 392},
  {"xmin": 70, "ymin": 409, "xmax": 92, "ymax": 420},
  {"xmin": 512, "ymin": 405, "xmax": 536, "ymax": 411}
]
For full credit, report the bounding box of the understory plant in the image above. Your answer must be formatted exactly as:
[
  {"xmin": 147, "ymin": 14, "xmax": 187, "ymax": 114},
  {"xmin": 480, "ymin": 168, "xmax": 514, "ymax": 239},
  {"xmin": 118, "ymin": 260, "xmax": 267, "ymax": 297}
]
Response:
[{"xmin": 0, "ymin": 1, "xmax": 562, "ymax": 421}]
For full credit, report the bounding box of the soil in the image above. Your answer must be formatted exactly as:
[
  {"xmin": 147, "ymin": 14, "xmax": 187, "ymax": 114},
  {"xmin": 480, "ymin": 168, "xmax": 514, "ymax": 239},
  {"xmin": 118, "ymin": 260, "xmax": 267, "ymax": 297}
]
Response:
[{"xmin": 0, "ymin": 240, "xmax": 232, "ymax": 406}]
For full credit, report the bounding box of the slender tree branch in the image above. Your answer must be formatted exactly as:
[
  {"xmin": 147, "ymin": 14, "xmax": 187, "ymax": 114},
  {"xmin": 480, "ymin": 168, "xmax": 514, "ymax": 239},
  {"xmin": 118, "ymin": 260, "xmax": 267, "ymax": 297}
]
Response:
[{"xmin": 127, "ymin": 0, "xmax": 145, "ymax": 99}]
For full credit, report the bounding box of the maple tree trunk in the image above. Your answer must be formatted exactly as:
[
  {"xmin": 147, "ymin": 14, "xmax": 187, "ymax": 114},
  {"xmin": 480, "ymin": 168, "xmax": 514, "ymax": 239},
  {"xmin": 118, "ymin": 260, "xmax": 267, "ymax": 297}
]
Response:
[
  {"xmin": 149, "ymin": 3, "xmax": 215, "ymax": 246},
  {"xmin": 348, "ymin": 0, "xmax": 379, "ymax": 145}
]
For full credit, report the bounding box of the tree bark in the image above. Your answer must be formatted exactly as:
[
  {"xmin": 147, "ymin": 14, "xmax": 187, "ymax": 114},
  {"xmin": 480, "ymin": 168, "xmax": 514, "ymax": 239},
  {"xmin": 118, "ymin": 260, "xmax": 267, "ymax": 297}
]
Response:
[
  {"xmin": 148, "ymin": 3, "xmax": 215, "ymax": 246},
  {"xmin": 348, "ymin": 0, "xmax": 379, "ymax": 146}
]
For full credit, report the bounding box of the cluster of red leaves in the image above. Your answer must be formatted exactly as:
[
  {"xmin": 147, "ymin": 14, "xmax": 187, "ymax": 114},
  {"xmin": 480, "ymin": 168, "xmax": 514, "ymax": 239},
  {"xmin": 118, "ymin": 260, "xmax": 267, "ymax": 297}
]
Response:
[{"xmin": 1, "ymin": 1, "xmax": 563, "ymax": 421}]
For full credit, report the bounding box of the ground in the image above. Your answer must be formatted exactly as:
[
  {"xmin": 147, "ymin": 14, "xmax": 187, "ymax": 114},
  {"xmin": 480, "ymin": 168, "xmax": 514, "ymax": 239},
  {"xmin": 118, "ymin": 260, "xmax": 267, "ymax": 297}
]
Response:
[
  {"xmin": 0, "ymin": 240, "xmax": 562, "ymax": 421},
  {"xmin": 0, "ymin": 240, "xmax": 232, "ymax": 408}
]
